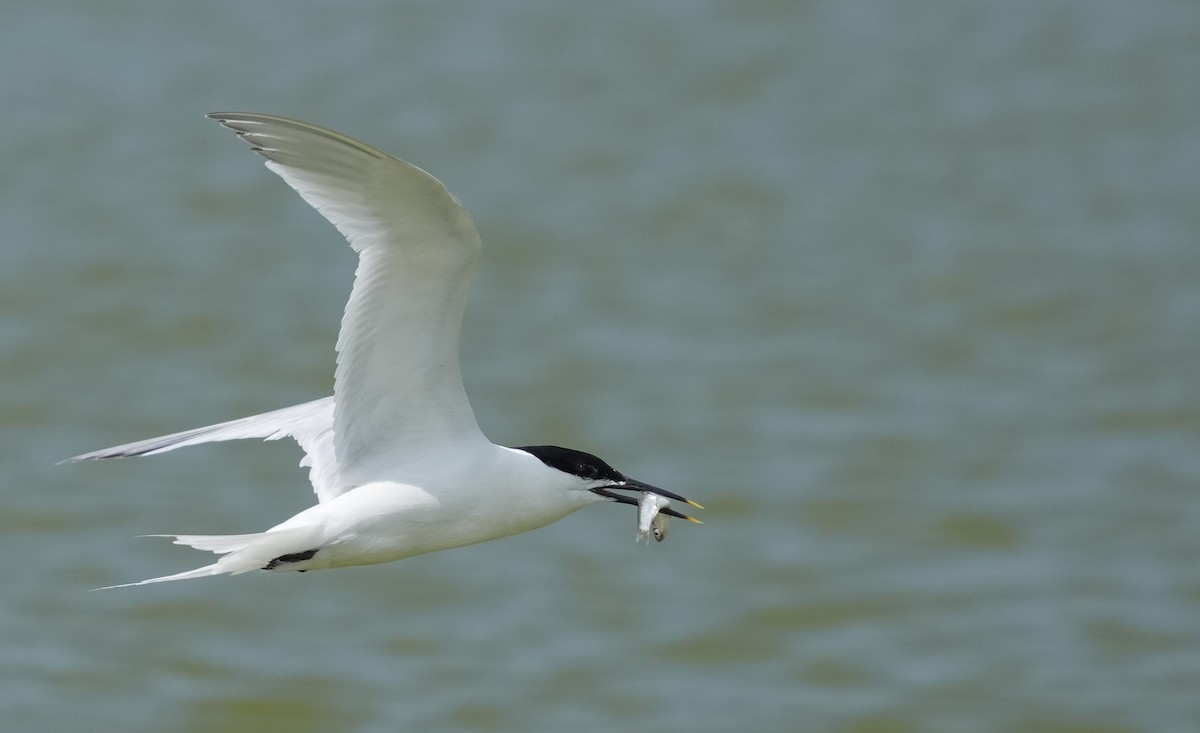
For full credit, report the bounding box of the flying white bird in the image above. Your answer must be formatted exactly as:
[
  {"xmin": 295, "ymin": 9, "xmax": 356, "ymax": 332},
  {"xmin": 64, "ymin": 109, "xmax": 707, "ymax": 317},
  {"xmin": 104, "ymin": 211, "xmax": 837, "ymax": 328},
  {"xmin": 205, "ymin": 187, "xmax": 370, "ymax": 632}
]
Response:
[{"xmin": 67, "ymin": 113, "xmax": 702, "ymax": 588}]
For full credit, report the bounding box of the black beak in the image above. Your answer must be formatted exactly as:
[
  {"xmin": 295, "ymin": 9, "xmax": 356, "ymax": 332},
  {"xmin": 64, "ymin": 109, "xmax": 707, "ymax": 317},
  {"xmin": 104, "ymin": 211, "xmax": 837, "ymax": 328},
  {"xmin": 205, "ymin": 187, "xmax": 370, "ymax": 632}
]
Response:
[
  {"xmin": 590, "ymin": 478, "xmax": 704, "ymax": 524},
  {"xmin": 622, "ymin": 478, "xmax": 704, "ymax": 509}
]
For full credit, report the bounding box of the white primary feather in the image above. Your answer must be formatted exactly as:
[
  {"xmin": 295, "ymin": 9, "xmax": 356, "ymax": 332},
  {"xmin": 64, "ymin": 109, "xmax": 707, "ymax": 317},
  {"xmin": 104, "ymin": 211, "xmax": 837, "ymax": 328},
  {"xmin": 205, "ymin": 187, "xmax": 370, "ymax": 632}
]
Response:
[{"xmin": 67, "ymin": 397, "xmax": 343, "ymax": 502}]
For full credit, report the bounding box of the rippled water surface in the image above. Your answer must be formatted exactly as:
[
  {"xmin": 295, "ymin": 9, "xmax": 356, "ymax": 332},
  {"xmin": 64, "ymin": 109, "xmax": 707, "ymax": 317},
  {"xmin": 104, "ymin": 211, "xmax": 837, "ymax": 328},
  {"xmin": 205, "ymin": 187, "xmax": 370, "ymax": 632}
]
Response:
[{"xmin": 3, "ymin": 1, "xmax": 1199, "ymax": 731}]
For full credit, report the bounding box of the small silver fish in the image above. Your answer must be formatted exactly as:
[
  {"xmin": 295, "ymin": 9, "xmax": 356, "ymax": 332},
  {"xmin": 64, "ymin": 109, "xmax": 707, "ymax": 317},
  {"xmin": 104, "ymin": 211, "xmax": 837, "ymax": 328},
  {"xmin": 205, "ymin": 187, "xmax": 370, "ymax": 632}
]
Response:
[{"xmin": 637, "ymin": 492, "xmax": 672, "ymax": 543}]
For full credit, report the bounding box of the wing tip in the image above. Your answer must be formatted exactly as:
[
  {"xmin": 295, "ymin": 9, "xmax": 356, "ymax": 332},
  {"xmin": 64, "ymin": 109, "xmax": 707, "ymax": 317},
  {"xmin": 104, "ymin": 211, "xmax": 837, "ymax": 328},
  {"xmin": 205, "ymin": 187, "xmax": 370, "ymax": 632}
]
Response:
[
  {"xmin": 58, "ymin": 450, "xmax": 117, "ymax": 464},
  {"xmin": 206, "ymin": 110, "xmax": 254, "ymax": 123}
]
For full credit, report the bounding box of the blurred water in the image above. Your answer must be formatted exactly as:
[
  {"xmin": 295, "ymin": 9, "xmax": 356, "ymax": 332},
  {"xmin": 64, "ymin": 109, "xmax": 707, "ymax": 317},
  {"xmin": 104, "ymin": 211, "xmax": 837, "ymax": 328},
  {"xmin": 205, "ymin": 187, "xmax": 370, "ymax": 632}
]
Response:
[{"xmin": 3, "ymin": 1, "xmax": 1199, "ymax": 731}]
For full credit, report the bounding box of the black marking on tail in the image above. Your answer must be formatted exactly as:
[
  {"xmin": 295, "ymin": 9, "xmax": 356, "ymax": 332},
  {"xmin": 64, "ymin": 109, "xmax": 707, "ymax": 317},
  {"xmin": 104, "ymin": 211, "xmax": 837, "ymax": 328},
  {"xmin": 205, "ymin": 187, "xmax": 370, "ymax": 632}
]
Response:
[{"xmin": 264, "ymin": 548, "xmax": 318, "ymax": 570}]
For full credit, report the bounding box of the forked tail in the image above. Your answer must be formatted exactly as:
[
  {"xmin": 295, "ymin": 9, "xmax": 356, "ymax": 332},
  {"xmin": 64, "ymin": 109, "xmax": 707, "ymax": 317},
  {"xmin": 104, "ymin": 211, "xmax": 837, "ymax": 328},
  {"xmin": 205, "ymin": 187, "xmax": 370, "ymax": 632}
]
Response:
[{"xmin": 97, "ymin": 526, "xmax": 321, "ymax": 589}]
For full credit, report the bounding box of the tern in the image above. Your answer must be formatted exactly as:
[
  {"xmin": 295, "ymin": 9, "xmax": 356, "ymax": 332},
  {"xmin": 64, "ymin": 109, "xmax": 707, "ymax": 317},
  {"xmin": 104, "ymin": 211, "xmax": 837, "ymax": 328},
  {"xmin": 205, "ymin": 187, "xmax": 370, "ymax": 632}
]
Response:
[{"xmin": 67, "ymin": 113, "xmax": 702, "ymax": 589}]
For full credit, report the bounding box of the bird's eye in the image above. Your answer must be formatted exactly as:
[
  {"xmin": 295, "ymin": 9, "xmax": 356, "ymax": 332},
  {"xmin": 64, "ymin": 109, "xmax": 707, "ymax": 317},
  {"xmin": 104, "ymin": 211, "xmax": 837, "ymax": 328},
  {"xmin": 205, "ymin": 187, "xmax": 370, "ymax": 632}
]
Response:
[{"xmin": 579, "ymin": 464, "xmax": 599, "ymax": 480}]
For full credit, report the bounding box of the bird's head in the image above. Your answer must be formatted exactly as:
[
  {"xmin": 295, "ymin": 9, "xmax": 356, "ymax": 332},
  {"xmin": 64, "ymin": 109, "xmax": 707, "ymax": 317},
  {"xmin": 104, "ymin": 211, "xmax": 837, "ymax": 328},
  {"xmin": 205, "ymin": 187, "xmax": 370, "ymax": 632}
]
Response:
[{"xmin": 515, "ymin": 445, "xmax": 703, "ymax": 523}]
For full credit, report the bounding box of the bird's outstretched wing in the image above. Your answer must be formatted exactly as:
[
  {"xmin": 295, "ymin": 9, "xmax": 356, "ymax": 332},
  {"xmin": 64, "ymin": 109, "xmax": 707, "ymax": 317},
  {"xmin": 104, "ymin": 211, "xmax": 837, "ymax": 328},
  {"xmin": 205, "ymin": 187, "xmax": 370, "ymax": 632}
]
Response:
[
  {"xmin": 65, "ymin": 397, "xmax": 343, "ymax": 502},
  {"xmin": 208, "ymin": 113, "xmax": 486, "ymax": 478}
]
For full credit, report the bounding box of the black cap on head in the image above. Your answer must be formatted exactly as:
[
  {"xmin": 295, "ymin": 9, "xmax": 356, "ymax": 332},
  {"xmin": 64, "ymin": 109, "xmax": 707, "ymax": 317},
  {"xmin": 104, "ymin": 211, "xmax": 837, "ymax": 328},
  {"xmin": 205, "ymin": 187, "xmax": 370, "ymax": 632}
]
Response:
[
  {"xmin": 516, "ymin": 445, "xmax": 704, "ymax": 518},
  {"xmin": 516, "ymin": 445, "xmax": 624, "ymax": 482}
]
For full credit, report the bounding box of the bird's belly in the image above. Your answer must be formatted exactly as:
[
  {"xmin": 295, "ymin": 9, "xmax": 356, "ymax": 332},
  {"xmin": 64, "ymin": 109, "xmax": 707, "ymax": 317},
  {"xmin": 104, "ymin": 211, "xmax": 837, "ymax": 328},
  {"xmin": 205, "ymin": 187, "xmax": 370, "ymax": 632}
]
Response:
[{"xmin": 293, "ymin": 480, "xmax": 588, "ymax": 569}]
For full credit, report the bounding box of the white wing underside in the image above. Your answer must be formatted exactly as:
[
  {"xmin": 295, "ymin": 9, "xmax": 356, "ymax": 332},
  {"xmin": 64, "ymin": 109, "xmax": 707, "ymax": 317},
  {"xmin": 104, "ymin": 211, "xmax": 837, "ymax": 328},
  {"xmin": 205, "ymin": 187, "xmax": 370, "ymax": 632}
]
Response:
[
  {"xmin": 68, "ymin": 113, "xmax": 487, "ymax": 500},
  {"xmin": 211, "ymin": 113, "xmax": 486, "ymax": 473}
]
